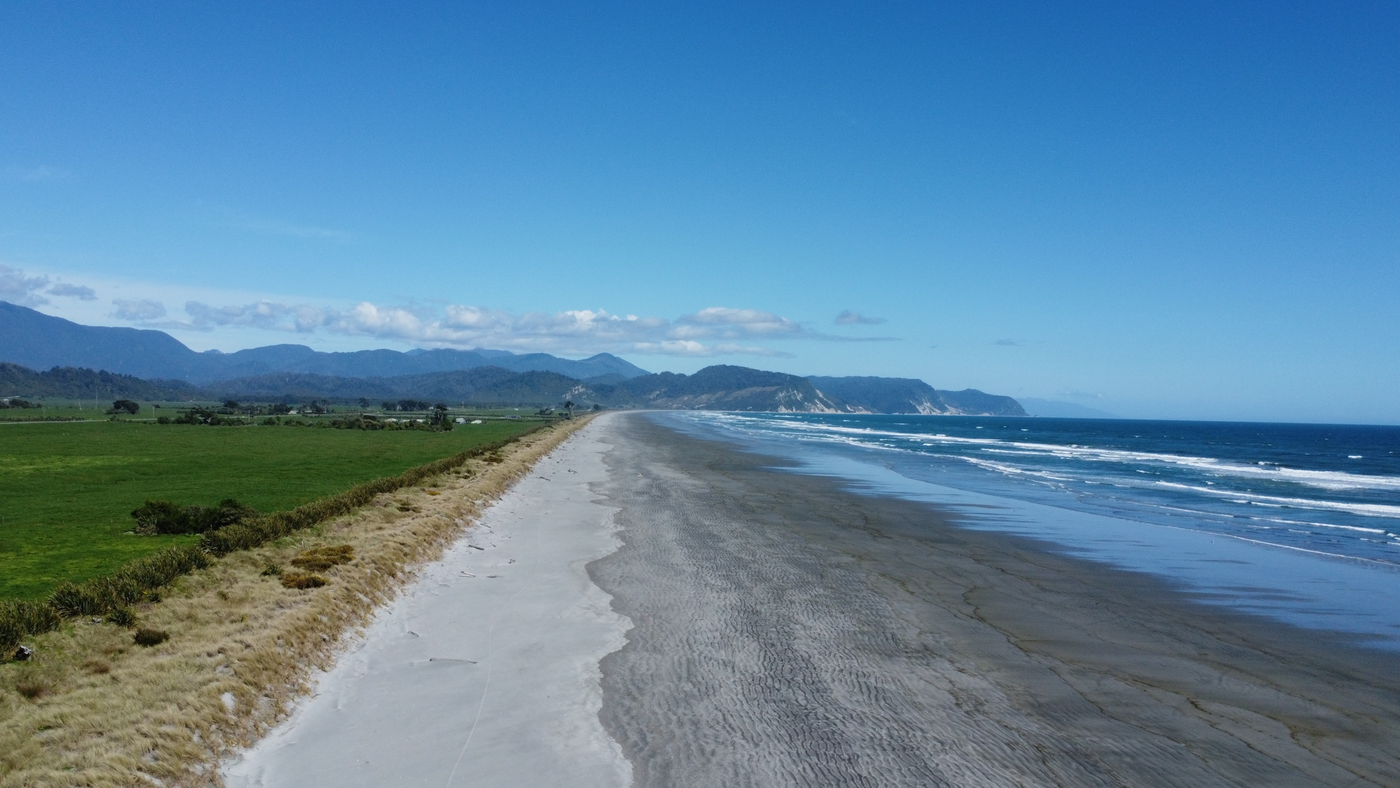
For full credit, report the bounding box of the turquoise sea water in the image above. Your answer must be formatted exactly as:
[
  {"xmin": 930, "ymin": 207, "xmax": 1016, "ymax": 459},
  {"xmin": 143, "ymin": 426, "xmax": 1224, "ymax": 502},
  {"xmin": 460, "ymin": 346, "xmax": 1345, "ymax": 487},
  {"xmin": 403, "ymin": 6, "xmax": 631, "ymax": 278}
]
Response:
[{"xmin": 658, "ymin": 412, "xmax": 1400, "ymax": 650}]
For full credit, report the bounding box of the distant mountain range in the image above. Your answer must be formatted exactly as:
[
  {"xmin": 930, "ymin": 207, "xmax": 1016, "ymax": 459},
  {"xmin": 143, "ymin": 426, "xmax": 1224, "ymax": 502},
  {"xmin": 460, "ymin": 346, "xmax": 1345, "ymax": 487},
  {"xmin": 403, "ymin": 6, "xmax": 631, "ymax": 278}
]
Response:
[
  {"xmin": 0, "ymin": 301, "xmax": 647, "ymax": 383},
  {"xmin": 0, "ymin": 301, "xmax": 1026, "ymax": 416}
]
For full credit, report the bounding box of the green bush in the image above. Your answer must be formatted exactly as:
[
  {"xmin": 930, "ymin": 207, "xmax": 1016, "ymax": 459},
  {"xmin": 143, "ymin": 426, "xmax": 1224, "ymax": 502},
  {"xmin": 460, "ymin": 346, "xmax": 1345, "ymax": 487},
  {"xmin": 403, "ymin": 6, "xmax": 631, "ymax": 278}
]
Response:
[
  {"xmin": 48, "ymin": 545, "xmax": 210, "ymax": 617},
  {"xmin": 48, "ymin": 582, "xmax": 110, "ymax": 617},
  {"xmin": 0, "ymin": 599, "xmax": 62, "ymax": 653},
  {"xmin": 106, "ymin": 607, "xmax": 137, "ymax": 627},
  {"xmin": 131, "ymin": 498, "xmax": 257, "ymax": 535}
]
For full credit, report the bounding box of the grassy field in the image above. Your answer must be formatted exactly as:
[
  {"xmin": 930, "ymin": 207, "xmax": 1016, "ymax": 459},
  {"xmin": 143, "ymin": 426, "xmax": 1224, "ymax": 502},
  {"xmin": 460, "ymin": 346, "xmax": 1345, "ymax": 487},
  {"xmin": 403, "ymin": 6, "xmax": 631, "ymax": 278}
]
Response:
[{"xmin": 0, "ymin": 418, "xmax": 543, "ymax": 599}]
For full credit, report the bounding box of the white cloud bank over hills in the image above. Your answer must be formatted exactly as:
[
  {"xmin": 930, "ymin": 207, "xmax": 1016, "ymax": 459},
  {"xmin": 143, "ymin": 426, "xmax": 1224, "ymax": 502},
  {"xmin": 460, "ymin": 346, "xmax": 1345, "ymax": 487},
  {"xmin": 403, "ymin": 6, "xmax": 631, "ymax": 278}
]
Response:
[
  {"xmin": 0, "ymin": 264, "xmax": 101, "ymax": 307},
  {"xmin": 0, "ymin": 264, "xmax": 894, "ymax": 358},
  {"xmin": 179, "ymin": 300, "xmax": 803, "ymax": 357}
]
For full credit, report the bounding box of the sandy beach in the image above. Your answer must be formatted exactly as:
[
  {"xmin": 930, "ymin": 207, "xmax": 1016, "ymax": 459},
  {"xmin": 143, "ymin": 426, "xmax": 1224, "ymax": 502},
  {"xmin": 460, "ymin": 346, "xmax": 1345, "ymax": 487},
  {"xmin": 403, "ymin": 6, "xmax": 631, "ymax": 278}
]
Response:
[
  {"xmin": 223, "ymin": 417, "xmax": 632, "ymax": 787},
  {"xmin": 226, "ymin": 412, "xmax": 1400, "ymax": 786}
]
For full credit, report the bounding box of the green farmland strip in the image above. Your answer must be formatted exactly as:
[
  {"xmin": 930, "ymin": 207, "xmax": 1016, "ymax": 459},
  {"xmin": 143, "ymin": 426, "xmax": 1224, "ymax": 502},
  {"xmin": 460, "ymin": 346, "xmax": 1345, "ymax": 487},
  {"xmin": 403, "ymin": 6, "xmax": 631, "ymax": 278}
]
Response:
[{"xmin": 0, "ymin": 419, "xmax": 538, "ymax": 599}]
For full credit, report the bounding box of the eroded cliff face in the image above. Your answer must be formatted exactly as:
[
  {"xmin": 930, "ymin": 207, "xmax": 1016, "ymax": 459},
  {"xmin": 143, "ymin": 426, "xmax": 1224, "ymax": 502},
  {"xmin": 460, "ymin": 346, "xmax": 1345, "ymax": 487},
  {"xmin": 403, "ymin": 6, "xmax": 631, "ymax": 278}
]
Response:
[{"xmin": 638, "ymin": 384, "xmax": 846, "ymax": 413}]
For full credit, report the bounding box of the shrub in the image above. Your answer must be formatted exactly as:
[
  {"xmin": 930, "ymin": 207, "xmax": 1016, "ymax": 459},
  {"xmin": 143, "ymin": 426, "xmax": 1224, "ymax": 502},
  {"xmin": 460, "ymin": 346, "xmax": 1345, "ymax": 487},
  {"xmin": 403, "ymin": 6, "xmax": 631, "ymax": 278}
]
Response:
[
  {"xmin": 290, "ymin": 545, "xmax": 354, "ymax": 573},
  {"xmin": 49, "ymin": 582, "xmax": 110, "ymax": 617},
  {"xmin": 260, "ymin": 563, "xmax": 282, "ymax": 576},
  {"xmin": 131, "ymin": 498, "xmax": 258, "ymax": 535},
  {"xmin": 0, "ymin": 599, "xmax": 61, "ymax": 654},
  {"xmin": 280, "ymin": 572, "xmax": 327, "ymax": 590},
  {"xmin": 133, "ymin": 628, "xmax": 168, "ymax": 647},
  {"xmin": 118, "ymin": 544, "xmax": 211, "ymax": 588},
  {"xmin": 106, "ymin": 607, "xmax": 137, "ymax": 628},
  {"xmin": 48, "ymin": 545, "xmax": 210, "ymax": 617}
]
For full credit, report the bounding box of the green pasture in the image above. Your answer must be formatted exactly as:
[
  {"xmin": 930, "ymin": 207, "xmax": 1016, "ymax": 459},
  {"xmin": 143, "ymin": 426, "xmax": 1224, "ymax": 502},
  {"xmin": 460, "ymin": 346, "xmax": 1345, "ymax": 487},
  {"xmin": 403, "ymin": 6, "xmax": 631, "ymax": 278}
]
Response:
[{"xmin": 0, "ymin": 418, "xmax": 541, "ymax": 599}]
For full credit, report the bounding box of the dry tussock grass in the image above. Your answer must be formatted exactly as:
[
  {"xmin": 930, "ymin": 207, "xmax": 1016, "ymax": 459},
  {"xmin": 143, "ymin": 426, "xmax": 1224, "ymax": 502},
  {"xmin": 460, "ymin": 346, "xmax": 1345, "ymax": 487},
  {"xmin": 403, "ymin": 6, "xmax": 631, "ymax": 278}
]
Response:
[
  {"xmin": 277, "ymin": 572, "xmax": 327, "ymax": 590},
  {"xmin": 0, "ymin": 415, "xmax": 594, "ymax": 787}
]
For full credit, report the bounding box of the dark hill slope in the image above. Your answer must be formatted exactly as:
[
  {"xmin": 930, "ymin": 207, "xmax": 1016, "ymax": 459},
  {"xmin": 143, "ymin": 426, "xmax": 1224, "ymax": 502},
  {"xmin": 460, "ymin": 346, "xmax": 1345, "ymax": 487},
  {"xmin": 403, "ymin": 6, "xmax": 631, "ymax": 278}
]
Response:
[
  {"xmin": 936, "ymin": 388, "xmax": 1026, "ymax": 416},
  {"xmin": 807, "ymin": 375, "xmax": 1027, "ymax": 416},
  {"xmin": 0, "ymin": 301, "xmax": 210, "ymax": 380},
  {"xmin": 0, "ymin": 363, "xmax": 200, "ymax": 401},
  {"xmin": 807, "ymin": 376, "xmax": 950, "ymax": 414},
  {"xmin": 618, "ymin": 366, "xmax": 844, "ymax": 412}
]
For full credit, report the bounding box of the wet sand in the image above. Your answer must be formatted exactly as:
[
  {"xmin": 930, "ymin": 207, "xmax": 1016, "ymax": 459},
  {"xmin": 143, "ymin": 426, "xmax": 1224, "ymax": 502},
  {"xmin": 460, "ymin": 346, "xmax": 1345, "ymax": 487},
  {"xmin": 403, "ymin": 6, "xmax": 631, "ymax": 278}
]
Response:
[{"xmin": 591, "ymin": 413, "xmax": 1400, "ymax": 787}]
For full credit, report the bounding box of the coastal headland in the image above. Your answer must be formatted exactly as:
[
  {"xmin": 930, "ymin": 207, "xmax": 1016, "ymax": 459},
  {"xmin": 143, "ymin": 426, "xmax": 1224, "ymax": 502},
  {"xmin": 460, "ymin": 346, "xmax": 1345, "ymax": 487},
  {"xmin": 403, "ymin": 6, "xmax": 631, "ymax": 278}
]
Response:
[{"xmin": 225, "ymin": 411, "xmax": 1400, "ymax": 786}]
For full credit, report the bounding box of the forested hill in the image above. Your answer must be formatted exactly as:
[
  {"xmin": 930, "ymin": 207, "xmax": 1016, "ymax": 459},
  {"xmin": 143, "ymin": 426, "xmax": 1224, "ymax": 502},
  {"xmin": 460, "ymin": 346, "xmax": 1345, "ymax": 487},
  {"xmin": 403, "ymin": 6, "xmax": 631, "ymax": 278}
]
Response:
[
  {"xmin": 0, "ymin": 363, "xmax": 200, "ymax": 401},
  {"xmin": 0, "ymin": 360, "xmax": 1025, "ymax": 416}
]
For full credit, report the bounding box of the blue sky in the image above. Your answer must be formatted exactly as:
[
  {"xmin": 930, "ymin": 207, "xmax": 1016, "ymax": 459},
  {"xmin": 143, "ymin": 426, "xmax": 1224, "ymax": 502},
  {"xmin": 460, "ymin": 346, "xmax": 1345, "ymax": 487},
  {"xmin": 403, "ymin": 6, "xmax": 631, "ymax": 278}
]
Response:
[{"xmin": 2, "ymin": 2, "xmax": 1397, "ymax": 423}]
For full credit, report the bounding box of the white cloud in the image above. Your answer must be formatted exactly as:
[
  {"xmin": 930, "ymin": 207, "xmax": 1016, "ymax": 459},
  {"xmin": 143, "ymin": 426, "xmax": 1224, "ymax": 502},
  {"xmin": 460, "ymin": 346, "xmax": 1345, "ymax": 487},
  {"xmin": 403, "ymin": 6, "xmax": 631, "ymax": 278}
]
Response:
[
  {"xmin": 2, "ymin": 262, "xmax": 862, "ymax": 358},
  {"xmin": 834, "ymin": 310, "xmax": 886, "ymax": 325},
  {"xmin": 186, "ymin": 300, "xmax": 326, "ymax": 332},
  {"xmin": 630, "ymin": 340, "xmax": 787, "ymax": 357},
  {"xmin": 0, "ymin": 265, "xmax": 51, "ymax": 306},
  {"xmin": 173, "ymin": 299, "xmax": 819, "ymax": 357},
  {"xmin": 674, "ymin": 307, "xmax": 804, "ymax": 338},
  {"xmin": 48, "ymin": 282, "xmax": 97, "ymax": 301},
  {"xmin": 112, "ymin": 299, "xmax": 168, "ymax": 321}
]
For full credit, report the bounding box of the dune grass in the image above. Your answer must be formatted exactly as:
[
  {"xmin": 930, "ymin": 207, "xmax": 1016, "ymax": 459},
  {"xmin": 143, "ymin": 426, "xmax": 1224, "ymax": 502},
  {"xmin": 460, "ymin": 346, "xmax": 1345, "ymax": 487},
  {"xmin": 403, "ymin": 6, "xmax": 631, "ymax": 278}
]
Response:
[
  {"xmin": 0, "ymin": 414, "xmax": 593, "ymax": 787},
  {"xmin": 0, "ymin": 419, "xmax": 541, "ymax": 599}
]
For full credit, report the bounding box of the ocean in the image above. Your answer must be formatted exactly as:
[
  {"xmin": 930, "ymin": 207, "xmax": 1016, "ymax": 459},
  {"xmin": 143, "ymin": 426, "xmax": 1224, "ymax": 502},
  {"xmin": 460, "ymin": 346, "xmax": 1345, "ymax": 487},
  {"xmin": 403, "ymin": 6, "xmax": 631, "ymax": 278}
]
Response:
[{"xmin": 659, "ymin": 412, "xmax": 1400, "ymax": 650}]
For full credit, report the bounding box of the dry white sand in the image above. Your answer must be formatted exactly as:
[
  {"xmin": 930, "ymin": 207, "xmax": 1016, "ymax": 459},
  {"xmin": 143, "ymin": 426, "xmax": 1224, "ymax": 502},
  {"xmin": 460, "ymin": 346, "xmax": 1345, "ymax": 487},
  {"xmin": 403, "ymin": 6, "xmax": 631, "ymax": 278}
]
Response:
[{"xmin": 222, "ymin": 416, "xmax": 631, "ymax": 788}]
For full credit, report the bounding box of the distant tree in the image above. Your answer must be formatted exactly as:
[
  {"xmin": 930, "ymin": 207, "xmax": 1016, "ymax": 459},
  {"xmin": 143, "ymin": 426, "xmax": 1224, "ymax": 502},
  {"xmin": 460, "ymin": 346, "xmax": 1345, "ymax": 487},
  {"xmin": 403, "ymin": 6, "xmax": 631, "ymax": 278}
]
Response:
[
  {"xmin": 359, "ymin": 398, "xmax": 371, "ymax": 408},
  {"xmin": 110, "ymin": 399, "xmax": 141, "ymax": 415},
  {"xmin": 428, "ymin": 403, "xmax": 450, "ymax": 428},
  {"xmin": 224, "ymin": 400, "xmax": 241, "ymax": 410},
  {"xmin": 563, "ymin": 399, "xmax": 575, "ymax": 418}
]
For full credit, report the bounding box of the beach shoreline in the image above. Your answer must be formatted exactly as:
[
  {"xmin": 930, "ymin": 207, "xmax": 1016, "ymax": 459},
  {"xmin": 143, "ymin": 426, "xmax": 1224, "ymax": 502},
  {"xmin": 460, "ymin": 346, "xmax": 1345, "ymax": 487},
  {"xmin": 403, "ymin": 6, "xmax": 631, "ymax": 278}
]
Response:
[
  {"xmin": 222, "ymin": 411, "xmax": 1400, "ymax": 786},
  {"xmin": 593, "ymin": 413, "xmax": 1400, "ymax": 787}
]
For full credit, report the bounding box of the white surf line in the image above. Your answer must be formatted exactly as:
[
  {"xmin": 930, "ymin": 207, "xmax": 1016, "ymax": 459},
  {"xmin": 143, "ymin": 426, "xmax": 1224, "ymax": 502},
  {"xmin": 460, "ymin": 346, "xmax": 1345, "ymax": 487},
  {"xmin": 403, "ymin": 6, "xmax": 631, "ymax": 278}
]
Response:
[{"xmin": 222, "ymin": 415, "xmax": 633, "ymax": 788}]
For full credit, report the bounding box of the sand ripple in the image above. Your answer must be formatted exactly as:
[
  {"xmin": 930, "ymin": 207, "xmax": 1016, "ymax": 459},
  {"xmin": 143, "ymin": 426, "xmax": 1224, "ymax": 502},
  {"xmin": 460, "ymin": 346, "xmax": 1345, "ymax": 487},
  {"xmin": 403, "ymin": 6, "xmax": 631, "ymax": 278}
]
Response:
[{"xmin": 589, "ymin": 414, "xmax": 1400, "ymax": 788}]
